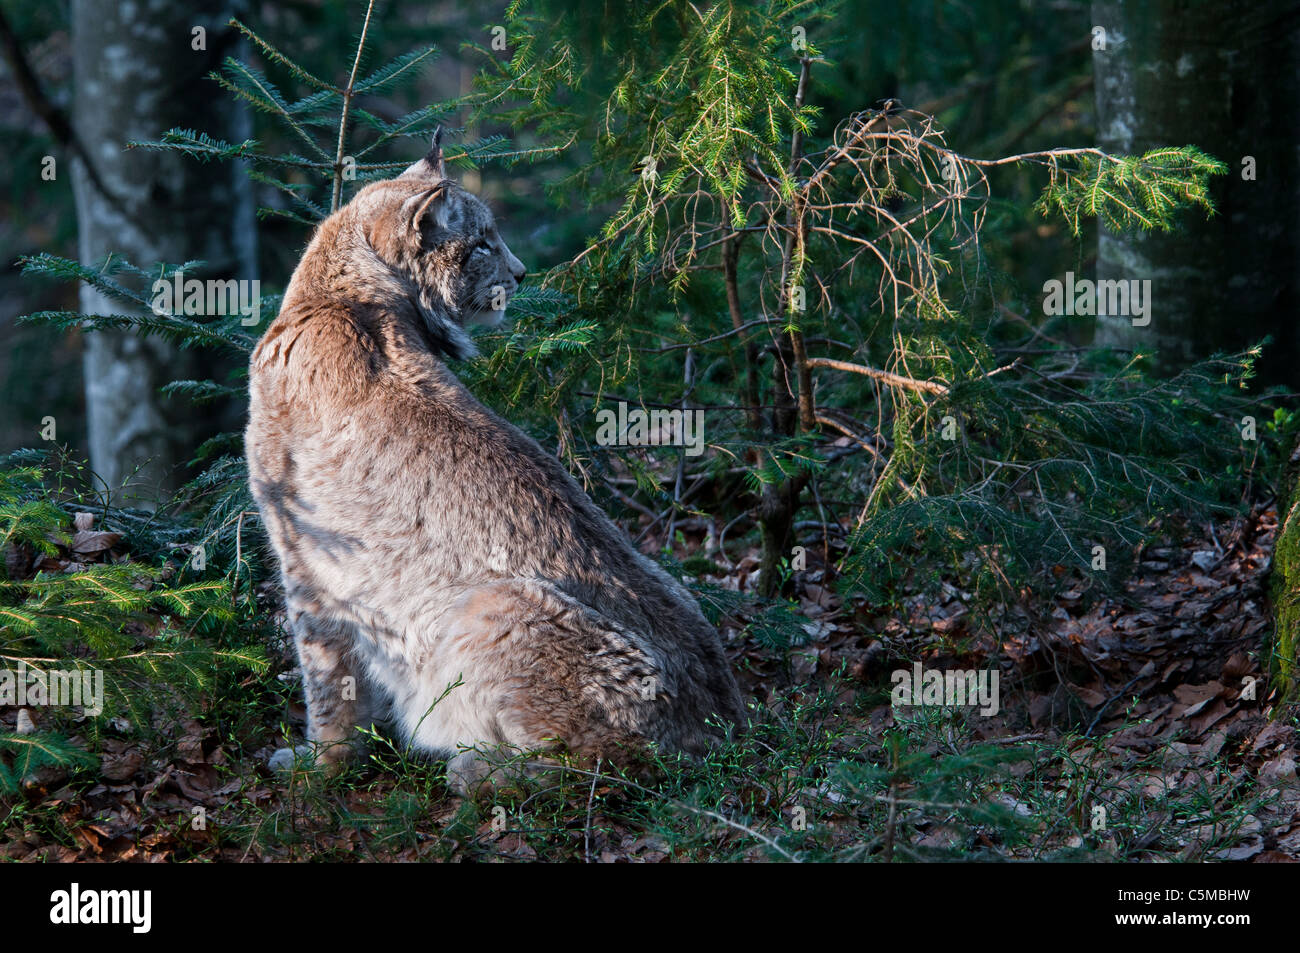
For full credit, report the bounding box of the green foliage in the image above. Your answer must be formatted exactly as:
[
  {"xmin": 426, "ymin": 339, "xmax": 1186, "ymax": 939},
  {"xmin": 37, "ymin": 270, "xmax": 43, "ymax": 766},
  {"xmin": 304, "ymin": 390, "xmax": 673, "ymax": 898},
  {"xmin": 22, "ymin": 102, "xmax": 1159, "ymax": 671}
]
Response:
[
  {"xmin": 0, "ymin": 732, "xmax": 98, "ymax": 793},
  {"xmin": 18, "ymin": 254, "xmax": 258, "ymax": 354},
  {"xmin": 137, "ymin": 18, "xmax": 442, "ymax": 215},
  {"xmin": 841, "ymin": 349, "xmax": 1263, "ymax": 605},
  {"xmin": 8, "ymin": 3, "xmax": 1274, "ymax": 822},
  {"xmin": 0, "ymin": 462, "xmax": 266, "ymax": 794},
  {"xmin": 16, "ymin": 1, "xmax": 1262, "ymax": 635},
  {"xmin": 455, "ymin": 0, "xmax": 1255, "ymax": 614},
  {"xmin": 829, "ymin": 725, "xmax": 1040, "ymax": 859},
  {"xmin": 1036, "ymin": 146, "xmax": 1228, "ymax": 236},
  {"xmin": 3, "ymin": 5, "xmax": 1283, "ymax": 862}
]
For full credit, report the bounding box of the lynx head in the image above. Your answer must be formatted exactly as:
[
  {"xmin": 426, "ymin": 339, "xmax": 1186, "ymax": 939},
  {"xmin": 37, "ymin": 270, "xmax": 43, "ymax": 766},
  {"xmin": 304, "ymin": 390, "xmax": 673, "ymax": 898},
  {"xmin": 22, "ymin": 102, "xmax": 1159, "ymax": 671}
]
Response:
[{"xmin": 360, "ymin": 129, "xmax": 525, "ymax": 360}]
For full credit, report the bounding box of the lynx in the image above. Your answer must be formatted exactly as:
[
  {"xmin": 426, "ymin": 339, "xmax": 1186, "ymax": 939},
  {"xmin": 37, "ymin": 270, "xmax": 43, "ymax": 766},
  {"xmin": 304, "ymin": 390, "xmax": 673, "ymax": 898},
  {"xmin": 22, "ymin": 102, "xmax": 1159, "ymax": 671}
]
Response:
[{"xmin": 246, "ymin": 134, "xmax": 744, "ymax": 793}]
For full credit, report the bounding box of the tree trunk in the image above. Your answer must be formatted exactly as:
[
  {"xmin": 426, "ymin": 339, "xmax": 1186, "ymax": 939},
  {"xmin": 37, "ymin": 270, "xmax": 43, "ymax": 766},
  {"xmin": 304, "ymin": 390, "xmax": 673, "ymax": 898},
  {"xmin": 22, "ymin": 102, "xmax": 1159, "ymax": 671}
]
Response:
[
  {"xmin": 1091, "ymin": 0, "xmax": 1300, "ymax": 382},
  {"xmin": 71, "ymin": 0, "xmax": 255, "ymax": 503},
  {"xmin": 757, "ymin": 340, "xmax": 807, "ymax": 597},
  {"xmin": 1274, "ymin": 434, "xmax": 1300, "ymax": 700},
  {"xmin": 757, "ymin": 476, "xmax": 805, "ymax": 596}
]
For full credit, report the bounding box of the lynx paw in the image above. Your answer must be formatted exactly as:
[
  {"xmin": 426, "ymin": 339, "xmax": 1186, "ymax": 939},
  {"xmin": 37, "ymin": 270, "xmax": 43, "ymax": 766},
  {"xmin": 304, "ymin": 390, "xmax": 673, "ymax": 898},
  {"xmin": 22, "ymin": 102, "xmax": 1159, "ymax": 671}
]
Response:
[
  {"xmin": 268, "ymin": 744, "xmax": 315, "ymax": 774},
  {"xmin": 445, "ymin": 747, "xmax": 566, "ymax": 798},
  {"xmin": 445, "ymin": 750, "xmax": 494, "ymax": 797}
]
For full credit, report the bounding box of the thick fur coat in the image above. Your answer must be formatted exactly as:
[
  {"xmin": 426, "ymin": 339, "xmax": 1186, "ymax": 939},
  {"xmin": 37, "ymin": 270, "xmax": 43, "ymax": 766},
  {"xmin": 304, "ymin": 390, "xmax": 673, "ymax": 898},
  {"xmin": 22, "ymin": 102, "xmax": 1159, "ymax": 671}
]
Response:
[{"xmin": 245, "ymin": 139, "xmax": 744, "ymax": 792}]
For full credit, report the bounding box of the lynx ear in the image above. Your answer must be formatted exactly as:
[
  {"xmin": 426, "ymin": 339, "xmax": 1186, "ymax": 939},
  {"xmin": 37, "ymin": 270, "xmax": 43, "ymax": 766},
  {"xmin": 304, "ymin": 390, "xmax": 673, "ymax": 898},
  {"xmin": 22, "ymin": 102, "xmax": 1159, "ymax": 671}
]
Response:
[
  {"xmin": 404, "ymin": 181, "xmax": 450, "ymax": 233},
  {"xmin": 399, "ymin": 127, "xmax": 447, "ymax": 180}
]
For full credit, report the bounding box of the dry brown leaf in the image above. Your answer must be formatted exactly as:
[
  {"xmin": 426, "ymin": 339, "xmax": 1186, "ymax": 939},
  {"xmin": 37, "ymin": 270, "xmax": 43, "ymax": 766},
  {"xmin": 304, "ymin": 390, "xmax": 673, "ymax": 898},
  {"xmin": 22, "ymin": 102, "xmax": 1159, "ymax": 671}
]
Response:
[{"xmin": 71, "ymin": 529, "xmax": 122, "ymax": 556}]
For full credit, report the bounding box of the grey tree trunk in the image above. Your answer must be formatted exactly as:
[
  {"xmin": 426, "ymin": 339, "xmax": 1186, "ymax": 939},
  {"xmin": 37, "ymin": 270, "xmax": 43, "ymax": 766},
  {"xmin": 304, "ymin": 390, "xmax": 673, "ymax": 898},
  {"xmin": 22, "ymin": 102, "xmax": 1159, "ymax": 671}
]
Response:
[
  {"xmin": 1091, "ymin": 0, "xmax": 1300, "ymax": 381},
  {"xmin": 71, "ymin": 0, "xmax": 255, "ymax": 504}
]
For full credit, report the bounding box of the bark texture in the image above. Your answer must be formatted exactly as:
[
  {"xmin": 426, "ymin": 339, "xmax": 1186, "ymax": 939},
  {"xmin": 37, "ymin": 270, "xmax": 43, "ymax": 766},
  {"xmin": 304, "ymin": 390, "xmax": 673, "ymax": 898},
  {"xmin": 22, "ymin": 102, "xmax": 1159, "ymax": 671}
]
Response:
[
  {"xmin": 1092, "ymin": 0, "xmax": 1300, "ymax": 381},
  {"xmin": 71, "ymin": 0, "xmax": 255, "ymax": 501}
]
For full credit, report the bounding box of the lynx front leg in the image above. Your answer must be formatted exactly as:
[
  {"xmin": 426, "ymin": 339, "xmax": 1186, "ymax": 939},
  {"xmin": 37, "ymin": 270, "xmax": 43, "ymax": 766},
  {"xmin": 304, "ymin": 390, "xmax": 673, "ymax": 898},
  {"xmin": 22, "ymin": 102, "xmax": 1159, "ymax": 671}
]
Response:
[{"xmin": 271, "ymin": 596, "xmax": 377, "ymax": 774}]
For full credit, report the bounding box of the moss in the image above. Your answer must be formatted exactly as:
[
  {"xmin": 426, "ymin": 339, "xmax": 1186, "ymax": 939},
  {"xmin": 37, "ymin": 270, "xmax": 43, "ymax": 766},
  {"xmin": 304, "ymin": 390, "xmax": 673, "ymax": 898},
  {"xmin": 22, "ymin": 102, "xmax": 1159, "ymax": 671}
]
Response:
[
  {"xmin": 1271, "ymin": 425, "xmax": 1300, "ymax": 701},
  {"xmin": 1275, "ymin": 496, "xmax": 1300, "ymax": 698}
]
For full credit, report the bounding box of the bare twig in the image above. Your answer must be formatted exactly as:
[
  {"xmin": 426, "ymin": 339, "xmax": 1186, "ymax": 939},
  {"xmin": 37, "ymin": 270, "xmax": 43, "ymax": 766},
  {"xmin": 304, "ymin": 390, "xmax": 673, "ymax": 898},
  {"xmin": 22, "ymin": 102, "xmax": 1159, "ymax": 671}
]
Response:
[
  {"xmin": 583, "ymin": 757, "xmax": 602, "ymax": 864},
  {"xmin": 331, "ymin": 0, "xmax": 376, "ymax": 214},
  {"xmin": 806, "ymin": 357, "xmax": 949, "ymax": 397},
  {"xmin": 783, "ymin": 57, "xmax": 815, "ymax": 432}
]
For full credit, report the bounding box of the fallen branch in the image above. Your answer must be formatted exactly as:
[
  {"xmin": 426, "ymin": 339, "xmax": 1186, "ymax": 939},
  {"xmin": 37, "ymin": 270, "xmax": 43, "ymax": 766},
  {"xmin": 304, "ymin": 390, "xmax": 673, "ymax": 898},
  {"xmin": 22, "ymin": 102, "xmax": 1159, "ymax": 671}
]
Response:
[{"xmin": 806, "ymin": 357, "xmax": 950, "ymax": 397}]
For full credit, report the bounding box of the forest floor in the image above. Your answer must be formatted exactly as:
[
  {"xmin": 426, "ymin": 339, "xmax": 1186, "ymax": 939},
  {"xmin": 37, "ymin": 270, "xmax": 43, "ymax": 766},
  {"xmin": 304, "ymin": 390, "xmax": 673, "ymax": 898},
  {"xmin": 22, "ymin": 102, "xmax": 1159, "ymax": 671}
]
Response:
[{"xmin": 2, "ymin": 498, "xmax": 1296, "ymax": 862}]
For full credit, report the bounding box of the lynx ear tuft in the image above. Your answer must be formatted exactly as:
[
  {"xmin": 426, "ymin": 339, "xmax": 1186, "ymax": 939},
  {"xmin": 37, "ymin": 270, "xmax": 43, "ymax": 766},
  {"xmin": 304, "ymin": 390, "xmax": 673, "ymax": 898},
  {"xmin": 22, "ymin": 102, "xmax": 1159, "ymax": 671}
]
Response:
[
  {"xmin": 427, "ymin": 126, "xmax": 447, "ymax": 178},
  {"xmin": 399, "ymin": 126, "xmax": 448, "ymax": 180}
]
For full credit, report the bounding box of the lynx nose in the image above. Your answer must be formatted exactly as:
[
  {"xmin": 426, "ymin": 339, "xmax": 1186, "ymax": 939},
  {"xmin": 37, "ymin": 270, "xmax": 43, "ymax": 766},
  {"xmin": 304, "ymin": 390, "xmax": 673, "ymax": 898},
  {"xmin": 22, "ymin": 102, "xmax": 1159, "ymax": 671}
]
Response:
[{"xmin": 505, "ymin": 249, "xmax": 526, "ymax": 285}]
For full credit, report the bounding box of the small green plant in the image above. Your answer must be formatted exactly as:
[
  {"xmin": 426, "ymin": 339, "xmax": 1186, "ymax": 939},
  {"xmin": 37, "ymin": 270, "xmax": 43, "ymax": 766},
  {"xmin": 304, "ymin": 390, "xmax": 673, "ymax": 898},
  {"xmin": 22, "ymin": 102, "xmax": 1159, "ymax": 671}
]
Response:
[{"xmin": 0, "ymin": 460, "xmax": 266, "ymax": 794}]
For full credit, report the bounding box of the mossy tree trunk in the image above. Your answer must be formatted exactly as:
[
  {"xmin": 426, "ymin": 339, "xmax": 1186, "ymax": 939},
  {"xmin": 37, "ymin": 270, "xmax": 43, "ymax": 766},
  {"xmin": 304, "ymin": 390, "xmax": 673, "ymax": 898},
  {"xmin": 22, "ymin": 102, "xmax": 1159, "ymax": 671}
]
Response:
[{"xmin": 1273, "ymin": 435, "xmax": 1300, "ymax": 698}]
